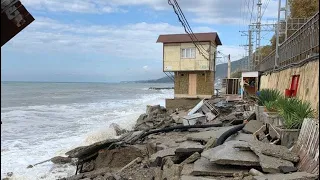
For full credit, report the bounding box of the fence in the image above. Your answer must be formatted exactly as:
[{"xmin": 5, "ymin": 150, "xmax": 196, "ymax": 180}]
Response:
[{"xmin": 256, "ymin": 12, "xmax": 319, "ymax": 72}]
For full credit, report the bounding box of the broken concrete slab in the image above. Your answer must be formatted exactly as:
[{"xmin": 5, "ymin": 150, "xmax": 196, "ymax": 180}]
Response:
[
  {"xmin": 191, "ymin": 158, "xmax": 250, "ymax": 177},
  {"xmin": 181, "ymin": 164, "xmax": 193, "ymax": 176},
  {"xmin": 235, "ymin": 139, "xmax": 299, "ymax": 162},
  {"xmin": 243, "ymin": 120, "xmax": 264, "ymax": 134},
  {"xmin": 175, "ymin": 141, "xmax": 204, "ymax": 158},
  {"xmin": 150, "ymin": 147, "xmax": 177, "ymax": 161},
  {"xmin": 65, "ymin": 138, "xmax": 119, "ymax": 158},
  {"xmin": 186, "ymin": 126, "xmax": 236, "ymax": 142},
  {"xmin": 180, "ymin": 175, "xmax": 217, "ymax": 180},
  {"xmin": 252, "ymin": 172, "xmax": 319, "ymax": 180},
  {"xmin": 226, "ymin": 132, "xmax": 255, "ymax": 143},
  {"xmin": 278, "ymin": 166, "xmax": 298, "ymax": 173},
  {"xmin": 183, "ymin": 113, "xmax": 206, "ymax": 126},
  {"xmin": 180, "ymin": 152, "xmax": 200, "ymax": 165},
  {"xmin": 234, "ymin": 140, "xmax": 295, "ymax": 173},
  {"xmin": 202, "ymin": 141, "xmax": 260, "ymax": 167},
  {"xmin": 204, "ymin": 137, "xmax": 216, "ymax": 150}
]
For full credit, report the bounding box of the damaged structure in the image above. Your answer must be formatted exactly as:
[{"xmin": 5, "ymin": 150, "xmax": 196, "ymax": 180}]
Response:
[{"xmin": 156, "ymin": 32, "xmax": 222, "ymax": 111}]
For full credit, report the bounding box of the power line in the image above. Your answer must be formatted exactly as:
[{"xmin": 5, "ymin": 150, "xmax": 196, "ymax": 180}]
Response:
[{"xmin": 168, "ymin": 0, "xmax": 210, "ymax": 60}]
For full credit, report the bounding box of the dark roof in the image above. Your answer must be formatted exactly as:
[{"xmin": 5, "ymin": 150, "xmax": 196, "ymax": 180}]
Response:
[{"xmin": 156, "ymin": 32, "xmax": 222, "ymax": 45}]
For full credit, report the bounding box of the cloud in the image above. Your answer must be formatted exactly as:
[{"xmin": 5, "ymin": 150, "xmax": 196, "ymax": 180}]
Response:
[
  {"xmin": 5, "ymin": 17, "xmax": 217, "ymax": 60},
  {"xmin": 21, "ymin": 0, "xmax": 279, "ymax": 25},
  {"xmin": 143, "ymin": 65, "xmax": 149, "ymax": 71}
]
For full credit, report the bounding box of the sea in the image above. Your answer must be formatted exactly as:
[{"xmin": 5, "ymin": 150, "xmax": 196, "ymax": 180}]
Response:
[{"xmin": 1, "ymin": 82, "xmax": 174, "ymax": 180}]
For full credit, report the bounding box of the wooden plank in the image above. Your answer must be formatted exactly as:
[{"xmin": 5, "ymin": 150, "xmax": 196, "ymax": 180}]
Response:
[{"xmin": 188, "ymin": 74, "xmax": 197, "ymax": 95}]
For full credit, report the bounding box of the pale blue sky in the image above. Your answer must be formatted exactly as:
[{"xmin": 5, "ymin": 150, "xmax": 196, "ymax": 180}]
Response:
[{"xmin": 1, "ymin": 0, "xmax": 279, "ymax": 82}]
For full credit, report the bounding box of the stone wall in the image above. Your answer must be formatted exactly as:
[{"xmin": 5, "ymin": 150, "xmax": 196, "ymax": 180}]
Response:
[{"xmin": 259, "ymin": 59, "xmax": 319, "ymax": 116}]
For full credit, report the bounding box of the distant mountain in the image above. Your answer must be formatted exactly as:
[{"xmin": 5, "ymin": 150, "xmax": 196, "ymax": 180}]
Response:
[
  {"xmin": 215, "ymin": 56, "xmax": 248, "ymax": 79},
  {"xmin": 121, "ymin": 76, "xmax": 174, "ymax": 83}
]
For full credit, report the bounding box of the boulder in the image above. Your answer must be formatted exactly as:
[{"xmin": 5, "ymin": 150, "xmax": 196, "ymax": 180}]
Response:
[{"xmin": 201, "ymin": 141, "xmax": 260, "ymax": 167}]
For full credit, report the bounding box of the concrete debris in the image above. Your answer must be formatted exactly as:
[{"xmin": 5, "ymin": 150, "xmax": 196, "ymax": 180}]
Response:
[
  {"xmin": 242, "ymin": 120, "xmax": 264, "ymax": 134},
  {"xmin": 183, "ymin": 113, "xmax": 206, "ymax": 126},
  {"xmin": 252, "ymin": 172, "xmax": 319, "ymax": 180},
  {"xmin": 226, "ymin": 132, "xmax": 255, "ymax": 143},
  {"xmin": 51, "ymin": 156, "xmax": 72, "ymax": 164},
  {"xmin": 205, "ymin": 112, "xmax": 216, "ymax": 121},
  {"xmin": 180, "ymin": 152, "xmax": 201, "ymax": 165},
  {"xmin": 161, "ymin": 157, "xmax": 183, "ymax": 180},
  {"xmin": 95, "ymin": 146, "xmax": 144, "ymax": 170},
  {"xmin": 175, "ymin": 141, "xmax": 204, "ymax": 158},
  {"xmin": 150, "ymin": 147, "xmax": 177, "ymax": 162},
  {"xmin": 109, "ymin": 123, "xmax": 128, "ymax": 136},
  {"xmin": 185, "ymin": 126, "xmax": 236, "ymax": 142},
  {"xmin": 278, "ymin": 166, "xmax": 298, "ymax": 173},
  {"xmin": 191, "ymin": 157, "xmax": 250, "ymax": 177},
  {"xmin": 181, "ymin": 164, "xmax": 194, "ymax": 176},
  {"xmin": 248, "ymin": 168, "xmax": 264, "ymax": 176},
  {"xmin": 180, "ymin": 175, "xmax": 217, "ymax": 180},
  {"xmin": 204, "ymin": 137, "xmax": 216, "ymax": 150},
  {"xmin": 202, "ymin": 141, "xmax": 260, "ymax": 166},
  {"xmin": 134, "ymin": 105, "xmax": 176, "ymax": 131},
  {"xmin": 65, "ymin": 138, "xmax": 119, "ymax": 158},
  {"xmin": 234, "ymin": 140, "xmax": 296, "ymax": 173}
]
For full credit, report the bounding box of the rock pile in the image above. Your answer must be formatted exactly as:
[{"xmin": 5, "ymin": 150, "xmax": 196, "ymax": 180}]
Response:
[
  {"xmin": 57, "ymin": 100, "xmax": 318, "ymax": 180},
  {"xmin": 134, "ymin": 105, "xmax": 177, "ymax": 130}
]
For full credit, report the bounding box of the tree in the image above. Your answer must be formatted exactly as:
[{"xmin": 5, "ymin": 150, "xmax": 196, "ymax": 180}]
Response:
[{"xmin": 289, "ymin": 0, "xmax": 319, "ymax": 18}]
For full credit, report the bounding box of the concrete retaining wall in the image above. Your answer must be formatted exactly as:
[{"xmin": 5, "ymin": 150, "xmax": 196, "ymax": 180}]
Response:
[
  {"xmin": 259, "ymin": 59, "xmax": 319, "ymax": 116},
  {"xmin": 165, "ymin": 98, "xmax": 202, "ymax": 111}
]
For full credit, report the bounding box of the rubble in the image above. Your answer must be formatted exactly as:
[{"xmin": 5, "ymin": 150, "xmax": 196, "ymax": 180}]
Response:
[
  {"xmin": 191, "ymin": 157, "xmax": 250, "ymax": 177},
  {"xmin": 242, "ymin": 120, "xmax": 264, "ymax": 134},
  {"xmin": 185, "ymin": 126, "xmax": 236, "ymax": 142},
  {"xmin": 175, "ymin": 141, "xmax": 204, "ymax": 158},
  {"xmin": 234, "ymin": 140, "xmax": 296, "ymax": 173},
  {"xmin": 59, "ymin": 101, "xmax": 318, "ymax": 180},
  {"xmin": 180, "ymin": 152, "xmax": 201, "ymax": 165},
  {"xmin": 252, "ymin": 172, "xmax": 319, "ymax": 180},
  {"xmin": 134, "ymin": 105, "xmax": 176, "ymax": 131},
  {"xmin": 202, "ymin": 141, "xmax": 260, "ymax": 167}
]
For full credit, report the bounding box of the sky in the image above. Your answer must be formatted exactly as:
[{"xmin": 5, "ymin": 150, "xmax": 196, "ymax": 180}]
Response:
[{"xmin": 1, "ymin": 0, "xmax": 281, "ymax": 82}]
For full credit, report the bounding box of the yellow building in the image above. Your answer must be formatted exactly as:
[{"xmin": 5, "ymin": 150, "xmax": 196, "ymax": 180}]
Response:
[{"xmin": 156, "ymin": 32, "xmax": 222, "ymax": 100}]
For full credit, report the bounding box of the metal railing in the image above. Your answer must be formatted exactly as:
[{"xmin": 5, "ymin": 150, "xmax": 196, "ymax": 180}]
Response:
[{"xmin": 256, "ymin": 12, "xmax": 319, "ymax": 72}]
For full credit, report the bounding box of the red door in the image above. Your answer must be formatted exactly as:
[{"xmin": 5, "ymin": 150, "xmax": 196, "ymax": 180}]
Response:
[{"xmin": 290, "ymin": 75, "xmax": 300, "ymax": 97}]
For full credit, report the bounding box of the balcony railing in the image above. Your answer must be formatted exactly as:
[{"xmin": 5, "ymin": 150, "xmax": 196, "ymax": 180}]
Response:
[{"xmin": 256, "ymin": 12, "xmax": 319, "ymax": 72}]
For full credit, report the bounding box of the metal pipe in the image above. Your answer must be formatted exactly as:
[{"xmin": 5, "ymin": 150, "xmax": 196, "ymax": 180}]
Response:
[{"xmin": 275, "ymin": 0, "xmax": 282, "ymax": 68}]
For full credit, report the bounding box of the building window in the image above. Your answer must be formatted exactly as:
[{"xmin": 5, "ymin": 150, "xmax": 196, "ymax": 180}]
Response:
[{"xmin": 181, "ymin": 48, "xmax": 196, "ymax": 58}]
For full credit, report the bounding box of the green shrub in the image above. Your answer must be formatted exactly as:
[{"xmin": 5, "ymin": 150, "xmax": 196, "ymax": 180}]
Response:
[
  {"xmin": 264, "ymin": 101, "xmax": 280, "ymax": 112},
  {"xmin": 257, "ymin": 89, "xmax": 282, "ymax": 106},
  {"xmin": 277, "ymin": 98, "xmax": 315, "ymax": 129}
]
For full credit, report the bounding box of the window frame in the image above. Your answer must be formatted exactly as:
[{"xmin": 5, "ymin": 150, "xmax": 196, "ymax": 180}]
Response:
[{"xmin": 181, "ymin": 47, "xmax": 196, "ymax": 59}]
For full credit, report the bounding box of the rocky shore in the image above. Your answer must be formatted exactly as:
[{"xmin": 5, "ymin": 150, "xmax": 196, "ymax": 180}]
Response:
[{"xmin": 8, "ymin": 97, "xmax": 317, "ymax": 180}]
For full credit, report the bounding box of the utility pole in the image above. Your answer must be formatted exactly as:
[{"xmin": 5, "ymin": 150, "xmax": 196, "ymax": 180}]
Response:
[
  {"xmin": 227, "ymin": 54, "xmax": 231, "ymax": 78},
  {"xmin": 254, "ymin": 0, "xmax": 262, "ymax": 67},
  {"xmin": 248, "ymin": 29, "xmax": 253, "ymax": 71},
  {"xmin": 275, "ymin": 0, "xmax": 281, "ymax": 68},
  {"xmin": 284, "ymin": 0, "xmax": 289, "ymax": 40}
]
